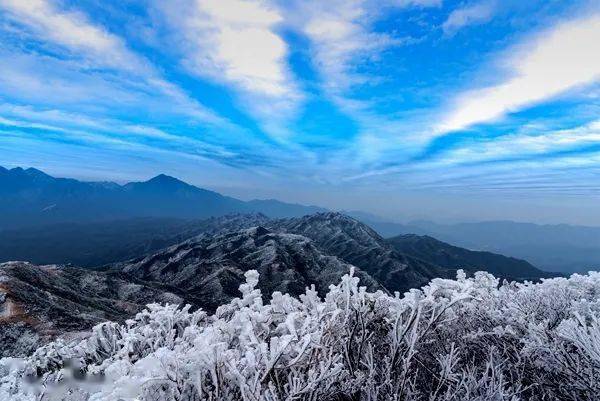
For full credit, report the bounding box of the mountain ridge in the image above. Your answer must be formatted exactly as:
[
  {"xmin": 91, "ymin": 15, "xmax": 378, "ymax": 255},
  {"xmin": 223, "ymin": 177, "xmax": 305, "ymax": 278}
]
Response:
[
  {"xmin": 370, "ymin": 218, "xmax": 600, "ymax": 273},
  {"xmin": 387, "ymin": 233, "xmax": 556, "ymax": 280},
  {"xmin": 268, "ymin": 212, "xmax": 446, "ymax": 293},
  {"xmin": 112, "ymin": 225, "xmax": 382, "ymax": 311},
  {"xmin": 0, "ymin": 166, "xmax": 327, "ymax": 229}
]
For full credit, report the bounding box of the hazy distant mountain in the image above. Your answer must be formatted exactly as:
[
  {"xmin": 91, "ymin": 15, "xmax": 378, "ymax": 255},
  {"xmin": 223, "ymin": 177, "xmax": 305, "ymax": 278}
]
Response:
[
  {"xmin": 0, "ymin": 166, "xmax": 327, "ymax": 229},
  {"xmin": 361, "ymin": 218, "xmax": 600, "ymax": 274},
  {"xmin": 387, "ymin": 234, "xmax": 556, "ymax": 281},
  {"xmin": 354, "ymin": 219, "xmax": 424, "ymax": 238}
]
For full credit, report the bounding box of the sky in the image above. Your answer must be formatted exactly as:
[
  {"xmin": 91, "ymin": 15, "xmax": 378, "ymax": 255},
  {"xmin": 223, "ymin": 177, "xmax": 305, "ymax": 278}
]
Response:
[{"xmin": 0, "ymin": 0, "xmax": 599, "ymax": 224}]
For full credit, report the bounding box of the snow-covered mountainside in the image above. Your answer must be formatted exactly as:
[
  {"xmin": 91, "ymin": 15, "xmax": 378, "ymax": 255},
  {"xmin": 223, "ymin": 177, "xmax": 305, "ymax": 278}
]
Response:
[
  {"xmin": 0, "ymin": 262, "xmax": 181, "ymax": 357},
  {"xmin": 2, "ymin": 269, "xmax": 600, "ymax": 401},
  {"xmin": 114, "ymin": 226, "xmax": 381, "ymax": 311},
  {"xmin": 270, "ymin": 212, "xmax": 447, "ymax": 293},
  {"xmin": 111, "ymin": 212, "xmax": 445, "ymax": 306},
  {"xmin": 1, "ymin": 221, "xmax": 383, "ymax": 357}
]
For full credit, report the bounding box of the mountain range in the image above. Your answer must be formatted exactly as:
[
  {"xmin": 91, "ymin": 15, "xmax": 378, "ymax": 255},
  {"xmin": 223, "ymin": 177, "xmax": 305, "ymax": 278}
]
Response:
[
  {"xmin": 3, "ymin": 166, "xmax": 598, "ymax": 274},
  {"xmin": 0, "ymin": 167, "xmax": 600, "ymax": 272},
  {"xmin": 1, "ymin": 212, "xmax": 557, "ymax": 357},
  {"xmin": 0, "ymin": 166, "xmax": 325, "ymax": 229},
  {"xmin": 111, "ymin": 224, "xmax": 382, "ymax": 312}
]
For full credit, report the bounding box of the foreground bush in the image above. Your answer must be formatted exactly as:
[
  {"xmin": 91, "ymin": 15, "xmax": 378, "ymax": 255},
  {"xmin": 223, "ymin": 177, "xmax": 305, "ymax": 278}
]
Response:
[{"xmin": 2, "ymin": 268, "xmax": 600, "ymax": 401}]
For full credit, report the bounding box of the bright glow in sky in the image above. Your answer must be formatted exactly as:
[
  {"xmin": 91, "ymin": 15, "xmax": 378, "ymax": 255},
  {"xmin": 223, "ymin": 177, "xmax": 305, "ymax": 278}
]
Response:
[{"xmin": 0, "ymin": 0, "xmax": 599, "ymax": 224}]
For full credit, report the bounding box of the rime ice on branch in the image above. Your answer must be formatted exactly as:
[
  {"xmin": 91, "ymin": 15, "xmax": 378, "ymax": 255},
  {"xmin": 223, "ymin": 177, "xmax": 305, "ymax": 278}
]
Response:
[{"xmin": 2, "ymin": 269, "xmax": 600, "ymax": 401}]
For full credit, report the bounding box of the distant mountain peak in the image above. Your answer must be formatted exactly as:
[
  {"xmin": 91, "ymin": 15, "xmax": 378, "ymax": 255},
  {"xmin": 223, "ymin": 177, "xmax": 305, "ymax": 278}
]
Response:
[
  {"xmin": 24, "ymin": 167, "xmax": 47, "ymax": 175},
  {"xmin": 146, "ymin": 173, "xmax": 189, "ymax": 186},
  {"xmin": 122, "ymin": 173, "xmax": 202, "ymax": 195},
  {"xmin": 298, "ymin": 212, "xmax": 381, "ymax": 236},
  {"xmin": 150, "ymin": 173, "xmax": 175, "ymax": 180},
  {"xmin": 25, "ymin": 168, "xmax": 55, "ymax": 182},
  {"xmin": 4, "ymin": 166, "xmax": 53, "ymax": 181}
]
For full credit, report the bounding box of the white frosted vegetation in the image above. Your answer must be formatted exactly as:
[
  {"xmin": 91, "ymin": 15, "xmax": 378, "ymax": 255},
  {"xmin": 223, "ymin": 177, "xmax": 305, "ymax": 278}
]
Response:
[{"xmin": 2, "ymin": 269, "xmax": 600, "ymax": 400}]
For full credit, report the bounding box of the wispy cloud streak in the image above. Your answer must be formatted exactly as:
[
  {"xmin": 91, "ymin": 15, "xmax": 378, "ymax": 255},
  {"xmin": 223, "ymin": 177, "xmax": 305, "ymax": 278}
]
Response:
[
  {"xmin": 0, "ymin": 0, "xmax": 227, "ymax": 125},
  {"xmin": 437, "ymin": 13, "xmax": 600, "ymax": 134}
]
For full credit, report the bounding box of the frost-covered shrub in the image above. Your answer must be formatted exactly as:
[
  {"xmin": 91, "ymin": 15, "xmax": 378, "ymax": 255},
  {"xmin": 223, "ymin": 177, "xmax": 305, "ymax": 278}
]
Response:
[{"xmin": 2, "ymin": 269, "xmax": 600, "ymax": 401}]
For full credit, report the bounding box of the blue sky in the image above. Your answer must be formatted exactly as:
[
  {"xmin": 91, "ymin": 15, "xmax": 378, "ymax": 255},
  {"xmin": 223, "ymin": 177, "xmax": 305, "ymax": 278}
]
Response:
[{"xmin": 0, "ymin": 0, "xmax": 599, "ymax": 224}]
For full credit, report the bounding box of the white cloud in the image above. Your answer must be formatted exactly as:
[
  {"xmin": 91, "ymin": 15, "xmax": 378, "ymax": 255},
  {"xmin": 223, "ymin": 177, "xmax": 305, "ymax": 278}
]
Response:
[
  {"xmin": 146, "ymin": 0, "xmax": 306, "ymax": 141},
  {"xmin": 0, "ymin": 0, "xmax": 147, "ymax": 72},
  {"xmin": 163, "ymin": 0, "xmax": 297, "ymax": 100},
  {"xmin": 0, "ymin": 51, "xmax": 138, "ymax": 105},
  {"xmin": 0, "ymin": 104, "xmax": 243, "ymax": 161},
  {"xmin": 298, "ymin": 0, "xmax": 442, "ymax": 162},
  {"xmin": 0, "ymin": 0, "xmax": 227, "ymax": 126},
  {"xmin": 300, "ymin": 0, "xmax": 439, "ymax": 94},
  {"xmin": 439, "ymin": 119, "xmax": 600, "ymax": 165},
  {"xmin": 437, "ymin": 13, "xmax": 600, "ymax": 134},
  {"xmin": 442, "ymin": 1, "xmax": 496, "ymax": 36},
  {"xmin": 302, "ymin": 0, "xmax": 402, "ymax": 93},
  {"xmin": 345, "ymin": 116, "xmax": 600, "ymax": 182}
]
